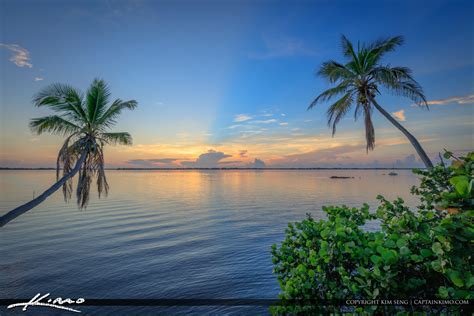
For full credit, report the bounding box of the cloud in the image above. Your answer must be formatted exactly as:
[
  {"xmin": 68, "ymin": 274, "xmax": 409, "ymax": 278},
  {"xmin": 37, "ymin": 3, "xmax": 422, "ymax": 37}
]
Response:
[
  {"xmin": 423, "ymin": 94, "xmax": 474, "ymax": 106},
  {"xmin": 246, "ymin": 158, "xmax": 266, "ymax": 168},
  {"xmin": 0, "ymin": 44, "xmax": 33, "ymax": 68},
  {"xmin": 34, "ymin": 77, "xmax": 44, "ymax": 81},
  {"xmin": 393, "ymin": 154, "xmax": 423, "ymax": 168},
  {"xmin": 234, "ymin": 114, "xmax": 252, "ymax": 122},
  {"xmin": 279, "ymin": 122, "xmax": 288, "ymax": 126},
  {"xmin": 392, "ymin": 110, "xmax": 406, "ymax": 121},
  {"xmin": 181, "ymin": 149, "xmax": 232, "ymax": 168},
  {"xmin": 250, "ymin": 35, "xmax": 317, "ymax": 59},
  {"xmin": 127, "ymin": 158, "xmax": 179, "ymax": 167},
  {"xmin": 239, "ymin": 150, "xmax": 248, "ymax": 158},
  {"xmin": 253, "ymin": 119, "xmax": 277, "ymax": 124}
]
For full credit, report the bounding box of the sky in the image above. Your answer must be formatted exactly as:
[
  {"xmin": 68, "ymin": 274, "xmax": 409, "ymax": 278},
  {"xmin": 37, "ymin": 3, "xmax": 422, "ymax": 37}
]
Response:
[{"xmin": 0, "ymin": 0, "xmax": 473, "ymax": 168}]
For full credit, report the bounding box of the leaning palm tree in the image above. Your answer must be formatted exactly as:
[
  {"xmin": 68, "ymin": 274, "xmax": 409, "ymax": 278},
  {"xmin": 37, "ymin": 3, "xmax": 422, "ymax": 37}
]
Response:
[
  {"xmin": 0, "ymin": 79, "xmax": 137, "ymax": 227},
  {"xmin": 308, "ymin": 35, "xmax": 433, "ymax": 168}
]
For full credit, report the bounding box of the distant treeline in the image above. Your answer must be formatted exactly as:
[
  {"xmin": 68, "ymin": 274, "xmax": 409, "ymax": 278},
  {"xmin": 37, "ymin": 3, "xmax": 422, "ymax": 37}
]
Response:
[{"xmin": 0, "ymin": 167, "xmax": 417, "ymax": 170}]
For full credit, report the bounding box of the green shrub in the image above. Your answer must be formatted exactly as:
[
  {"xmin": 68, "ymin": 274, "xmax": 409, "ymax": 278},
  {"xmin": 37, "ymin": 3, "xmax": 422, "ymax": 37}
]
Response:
[{"xmin": 271, "ymin": 152, "xmax": 474, "ymax": 314}]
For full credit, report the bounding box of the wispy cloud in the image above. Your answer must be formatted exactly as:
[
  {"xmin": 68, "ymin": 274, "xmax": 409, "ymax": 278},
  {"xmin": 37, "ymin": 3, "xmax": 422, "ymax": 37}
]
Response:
[
  {"xmin": 249, "ymin": 35, "xmax": 317, "ymax": 59},
  {"xmin": 422, "ymin": 94, "xmax": 474, "ymax": 106},
  {"xmin": 0, "ymin": 44, "xmax": 33, "ymax": 68},
  {"xmin": 279, "ymin": 122, "xmax": 288, "ymax": 126},
  {"xmin": 126, "ymin": 158, "xmax": 182, "ymax": 168},
  {"xmin": 253, "ymin": 119, "xmax": 277, "ymax": 124},
  {"xmin": 34, "ymin": 77, "xmax": 44, "ymax": 81},
  {"xmin": 392, "ymin": 109, "xmax": 406, "ymax": 121},
  {"xmin": 234, "ymin": 114, "xmax": 252, "ymax": 122}
]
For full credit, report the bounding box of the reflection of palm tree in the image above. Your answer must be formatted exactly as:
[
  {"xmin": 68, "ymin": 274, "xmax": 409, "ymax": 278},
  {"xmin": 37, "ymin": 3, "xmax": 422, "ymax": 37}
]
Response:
[
  {"xmin": 309, "ymin": 35, "xmax": 433, "ymax": 168},
  {"xmin": 0, "ymin": 79, "xmax": 137, "ymax": 227}
]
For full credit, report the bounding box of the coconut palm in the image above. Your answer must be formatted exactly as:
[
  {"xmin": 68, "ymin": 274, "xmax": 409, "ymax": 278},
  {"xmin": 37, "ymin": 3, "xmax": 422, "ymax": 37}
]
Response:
[
  {"xmin": 308, "ymin": 35, "xmax": 433, "ymax": 168},
  {"xmin": 0, "ymin": 79, "xmax": 137, "ymax": 227}
]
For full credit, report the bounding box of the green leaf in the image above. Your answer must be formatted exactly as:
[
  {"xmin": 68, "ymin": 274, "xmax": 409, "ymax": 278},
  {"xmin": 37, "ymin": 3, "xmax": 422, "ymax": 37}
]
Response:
[
  {"xmin": 432, "ymin": 242, "xmax": 444, "ymax": 255},
  {"xmin": 420, "ymin": 249, "xmax": 432, "ymax": 258},
  {"xmin": 447, "ymin": 270, "xmax": 464, "ymax": 287},
  {"xmin": 318, "ymin": 248, "xmax": 327, "ymax": 257},
  {"xmin": 381, "ymin": 250, "xmax": 398, "ymax": 265},
  {"xmin": 370, "ymin": 255, "xmax": 382, "ymax": 265},
  {"xmin": 320, "ymin": 228, "xmax": 330, "ymax": 239},
  {"xmin": 400, "ymin": 246, "xmax": 410, "ymax": 256},
  {"xmin": 373, "ymin": 288, "xmax": 379, "ymax": 298},
  {"xmin": 438, "ymin": 286, "xmax": 449, "ymax": 298},
  {"xmin": 431, "ymin": 259, "xmax": 442, "ymax": 272},
  {"xmin": 443, "ymin": 151, "xmax": 453, "ymax": 159},
  {"xmin": 396, "ymin": 238, "xmax": 408, "ymax": 248}
]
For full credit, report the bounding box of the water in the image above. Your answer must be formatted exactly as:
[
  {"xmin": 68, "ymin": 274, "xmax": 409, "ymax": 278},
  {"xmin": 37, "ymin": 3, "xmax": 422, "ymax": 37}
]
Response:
[{"xmin": 0, "ymin": 170, "xmax": 419, "ymax": 314}]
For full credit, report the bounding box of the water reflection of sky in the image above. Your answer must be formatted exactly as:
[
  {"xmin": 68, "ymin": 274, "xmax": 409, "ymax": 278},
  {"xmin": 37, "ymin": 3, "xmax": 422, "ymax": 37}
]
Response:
[{"xmin": 0, "ymin": 170, "xmax": 420, "ymax": 313}]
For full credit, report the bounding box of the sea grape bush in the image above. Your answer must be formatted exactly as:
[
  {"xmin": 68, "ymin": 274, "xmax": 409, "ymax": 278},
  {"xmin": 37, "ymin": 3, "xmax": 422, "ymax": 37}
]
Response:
[
  {"xmin": 411, "ymin": 150, "xmax": 474, "ymax": 212},
  {"xmin": 271, "ymin": 152, "xmax": 473, "ymax": 314}
]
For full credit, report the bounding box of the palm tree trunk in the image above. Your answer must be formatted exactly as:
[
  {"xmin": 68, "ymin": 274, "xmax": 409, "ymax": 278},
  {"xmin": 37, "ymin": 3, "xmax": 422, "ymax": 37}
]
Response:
[
  {"xmin": 0, "ymin": 150, "xmax": 88, "ymax": 227},
  {"xmin": 370, "ymin": 97, "xmax": 433, "ymax": 168}
]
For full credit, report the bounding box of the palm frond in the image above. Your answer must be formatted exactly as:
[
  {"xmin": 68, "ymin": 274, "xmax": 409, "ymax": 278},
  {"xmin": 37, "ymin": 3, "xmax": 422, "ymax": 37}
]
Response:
[
  {"xmin": 390, "ymin": 80, "xmax": 428, "ymax": 107},
  {"xmin": 86, "ymin": 79, "xmax": 111, "ymax": 124},
  {"xmin": 56, "ymin": 136, "xmax": 78, "ymax": 201},
  {"xmin": 366, "ymin": 36, "xmax": 404, "ymax": 67},
  {"xmin": 96, "ymin": 99, "xmax": 137, "ymax": 129},
  {"xmin": 354, "ymin": 102, "xmax": 364, "ymax": 121},
  {"xmin": 94, "ymin": 145, "xmax": 109, "ymax": 198},
  {"xmin": 370, "ymin": 66, "xmax": 427, "ymax": 107},
  {"xmin": 317, "ymin": 61, "xmax": 354, "ymax": 83},
  {"xmin": 33, "ymin": 83, "xmax": 87, "ymax": 123},
  {"xmin": 100, "ymin": 132, "xmax": 133, "ymax": 145},
  {"xmin": 308, "ymin": 81, "xmax": 353, "ymax": 110},
  {"xmin": 341, "ymin": 35, "xmax": 357, "ymax": 60},
  {"xmin": 370, "ymin": 66, "xmax": 413, "ymax": 85},
  {"xmin": 326, "ymin": 92, "xmax": 354, "ymax": 135},
  {"xmin": 76, "ymin": 152, "xmax": 93, "ymax": 209},
  {"xmin": 30, "ymin": 115, "xmax": 81, "ymax": 136}
]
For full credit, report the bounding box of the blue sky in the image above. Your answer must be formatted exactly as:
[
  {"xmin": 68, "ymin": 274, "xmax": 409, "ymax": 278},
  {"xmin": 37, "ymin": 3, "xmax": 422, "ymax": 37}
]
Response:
[{"xmin": 0, "ymin": 0, "xmax": 473, "ymax": 168}]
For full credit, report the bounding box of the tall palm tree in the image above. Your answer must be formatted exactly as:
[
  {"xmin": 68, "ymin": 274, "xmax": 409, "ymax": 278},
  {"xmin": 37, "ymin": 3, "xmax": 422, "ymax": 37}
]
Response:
[
  {"xmin": 0, "ymin": 79, "xmax": 137, "ymax": 227},
  {"xmin": 308, "ymin": 35, "xmax": 433, "ymax": 168}
]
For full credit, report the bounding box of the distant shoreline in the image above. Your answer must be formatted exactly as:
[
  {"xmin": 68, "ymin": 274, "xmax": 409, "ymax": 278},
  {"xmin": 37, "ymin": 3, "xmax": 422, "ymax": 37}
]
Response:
[{"xmin": 0, "ymin": 167, "xmax": 420, "ymax": 170}]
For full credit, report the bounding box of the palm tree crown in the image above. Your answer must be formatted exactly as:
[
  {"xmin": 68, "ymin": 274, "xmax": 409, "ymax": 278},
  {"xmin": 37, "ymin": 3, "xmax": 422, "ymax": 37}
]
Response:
[
  {"xmin": 30, "ymin": 79, "xmax": 137, "ymax": 208},
  {"xmin": 308, "ymin": 35, "xmax": 428, "ymax": 153}
]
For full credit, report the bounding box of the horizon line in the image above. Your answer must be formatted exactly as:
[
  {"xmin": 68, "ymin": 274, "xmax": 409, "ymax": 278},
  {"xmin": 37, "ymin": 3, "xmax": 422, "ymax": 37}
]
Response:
[{"xmin": 0, "ymin": 167, "xmax": 421, "ymax": 170}]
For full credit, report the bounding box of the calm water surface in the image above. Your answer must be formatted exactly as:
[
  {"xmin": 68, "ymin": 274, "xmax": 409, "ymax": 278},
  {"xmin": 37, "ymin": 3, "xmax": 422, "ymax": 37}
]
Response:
[{"xmin": 0, "ymin": 170, "xmax": 419, "ymax": 315}]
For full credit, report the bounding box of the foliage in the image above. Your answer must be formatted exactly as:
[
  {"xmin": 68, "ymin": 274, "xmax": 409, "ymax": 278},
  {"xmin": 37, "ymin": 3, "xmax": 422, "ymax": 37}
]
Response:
[
  {"xmin": 30, "ymin": 79, "xmax": 137, "ymax": 208},
  {"xmin": 411, "ymin": 150, "xmax": 474, "ymax": 212},
  {"xmin": 271, "ymin": 152, "xmax": 474, "ymax": 314}
]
